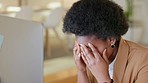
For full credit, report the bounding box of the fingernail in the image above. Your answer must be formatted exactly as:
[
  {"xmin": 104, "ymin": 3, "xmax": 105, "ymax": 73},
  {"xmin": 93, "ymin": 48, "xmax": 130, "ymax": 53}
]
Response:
[
  {"xmin": 78, "ymin": 53, "xmax": 81, "ymax": 57},
  {"xmin": 76, "ymin": 43, "xmax": 79, "ymax": 46},
  {"xmin": 104, "ymin": 49, "xmax": 107, "ymax": 52},
  {"xmin": 79, "ymin": 44, "xmax": 83, "ymax": 47},
  {"xmin": 80, "ymin": 46, "xmax": 83, "ymax": 50},
  {"xmin": 88, "ymin": 43, "xmax": 91, "ymax": 46}
]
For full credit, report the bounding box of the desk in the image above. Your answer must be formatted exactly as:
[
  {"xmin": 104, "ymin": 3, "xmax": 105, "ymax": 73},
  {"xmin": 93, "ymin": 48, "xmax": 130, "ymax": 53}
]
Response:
[{"xmin": 44, "ymin": 56, "xmax": 77, "ymax": 83}]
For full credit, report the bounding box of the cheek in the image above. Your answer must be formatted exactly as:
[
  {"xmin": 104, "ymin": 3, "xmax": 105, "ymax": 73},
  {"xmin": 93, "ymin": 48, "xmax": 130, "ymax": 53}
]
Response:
[
  {"xmin": 106, "ymin": 48, "xmax": 113, "ymax": 58},
  {"xmin": 94, "ymin": 41, "xmax": 108, "ymax": 56},
  {"xmin": 95, "ymin": 46, "xmax": 105, "ymax": 56},
  {"xmin": 95, "ymin": 44, "xmax": 109, "ymax": 57},
  {"xmin": 106, "ymin": 50, "xmax": 111, "ymax": 58},
  {"xmin": 96, "ymin": 48, "xmax": 111, "ymax": 58}
]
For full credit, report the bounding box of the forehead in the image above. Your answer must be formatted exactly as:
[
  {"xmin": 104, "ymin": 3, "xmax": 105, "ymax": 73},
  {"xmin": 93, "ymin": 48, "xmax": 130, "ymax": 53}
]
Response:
[{"xmin": 76, "ymin": 36, "xmax": 99, "ymax": 45}]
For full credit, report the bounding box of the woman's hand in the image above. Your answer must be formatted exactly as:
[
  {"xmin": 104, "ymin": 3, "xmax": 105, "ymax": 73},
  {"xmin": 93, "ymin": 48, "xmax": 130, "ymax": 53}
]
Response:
[
  {"xmin": 73, "ymin": 42, "xmax": 86, "ymax": 72},
  {"xmin": 80, "ymin": 43, "xmax": 111, "ymax": 83}
]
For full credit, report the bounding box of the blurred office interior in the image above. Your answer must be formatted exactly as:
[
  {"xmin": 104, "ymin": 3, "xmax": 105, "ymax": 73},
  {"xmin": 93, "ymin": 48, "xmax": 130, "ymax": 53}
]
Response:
[{"xmin": 0, "ymin": 0, "xmax": 148, "ymax": 83}]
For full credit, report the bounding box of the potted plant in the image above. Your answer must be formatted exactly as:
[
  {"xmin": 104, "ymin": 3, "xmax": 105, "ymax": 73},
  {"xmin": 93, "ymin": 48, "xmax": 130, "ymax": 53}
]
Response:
[
  {"xmin": 125, "ymin": 0, "xmax": 133, "ymax": 22},
  {"xmin": 124, "ymin": 0, "xmax": 144, "ymax": 43}
]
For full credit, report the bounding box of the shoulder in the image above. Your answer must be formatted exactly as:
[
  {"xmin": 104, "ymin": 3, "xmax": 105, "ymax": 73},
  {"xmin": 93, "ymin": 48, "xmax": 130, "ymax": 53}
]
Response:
[
  {"xmin": 125, "ymin": 40, "xmax": 148, "ymax": 69},
  {"xmin": 125, "ymin": 40, "xmax": 148, "ymax": 56}
]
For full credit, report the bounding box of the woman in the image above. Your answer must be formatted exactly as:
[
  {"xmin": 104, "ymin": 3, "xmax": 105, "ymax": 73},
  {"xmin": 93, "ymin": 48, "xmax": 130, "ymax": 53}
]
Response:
[{"xmin": 63, "ymin": 0, "xmax": 148, "ymax": 83}]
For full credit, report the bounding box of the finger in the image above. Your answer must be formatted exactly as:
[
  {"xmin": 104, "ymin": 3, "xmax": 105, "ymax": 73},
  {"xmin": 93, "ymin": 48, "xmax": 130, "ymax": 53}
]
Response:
[
  {"xmin": 75, "ymin": 53, "xmax": 81, "ymax": 60},
  {"xmin": 80, "ymin": 45, "xmax": 91, "ymax": 60},
  {"xmin": 74, "ymin": 53, "xmax": 81, "ymax": 65},
  {"xmin": 103, "ymin": 49, "xmax": 109, "ymax": 64},
  {"xmin": 73, "ymin": 46, "xmax": 77, "ymax": 56},
  {"xmin": 73, "ymin": 46, "xmax": 79, "ymax": 58},
  {"xmin": 80, "ymin": 46, "xmax": 92, "ymax": 63},
  {"xmin": 80, "ymin": 44, "xmax": 94, "ymax": 60},
  {"xmin": 88, "ymin": 43, "xmax": 101, "ymax": 60},
  {"xmin": 73, "ymin": 43, "xmax": 80, "ymax": 55},
  {"xmin": 81, "ymin": 52, "xmax": 89, "ymax": 65},
  {"xmin": 76, "ymin": 43, "xmax": 81, "ymax": 54},
  {"xmin": 74, "ymin": 41, "xmax": 77, "ymax": 47}
]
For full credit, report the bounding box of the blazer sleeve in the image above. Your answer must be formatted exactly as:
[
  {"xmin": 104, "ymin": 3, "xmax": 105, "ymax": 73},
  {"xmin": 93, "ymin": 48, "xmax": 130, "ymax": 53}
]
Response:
[
  {"xmin": 135, "ymin": 54, "xmax": 148, "ymax": 83},
  {"xmin": 135, "ymin": 65, "xmax": 148, "ymax": 83}
]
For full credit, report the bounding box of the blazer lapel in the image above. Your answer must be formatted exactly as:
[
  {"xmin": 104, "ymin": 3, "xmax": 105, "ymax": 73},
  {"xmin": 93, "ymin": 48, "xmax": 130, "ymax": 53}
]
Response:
[{"xmin": 113, "ymin": 38, "xmax": 129, "ymax": 83}]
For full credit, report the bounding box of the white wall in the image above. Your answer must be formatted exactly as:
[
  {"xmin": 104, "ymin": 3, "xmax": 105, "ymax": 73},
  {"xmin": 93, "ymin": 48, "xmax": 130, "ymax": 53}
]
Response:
[
  {"xmin": 141, "ymin": 0, "xmax": 148, "ymax": 44},
  {"xmin": 113, "ymin": 0, "xmax": 127, "ymax": 10},
  {"xmin": 114, "ymin": 0, "xmax": 148, "ymax": 44}
]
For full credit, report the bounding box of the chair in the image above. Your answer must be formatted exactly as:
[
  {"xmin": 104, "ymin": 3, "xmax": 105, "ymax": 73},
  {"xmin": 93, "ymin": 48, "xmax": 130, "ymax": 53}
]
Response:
[
  {"xmin": 43, "ymin": 7, "xmax": 67, "ymax": 58},
  {"xmin": 15, "ymin": 6, "xmax": 33, "ymax": 20}
]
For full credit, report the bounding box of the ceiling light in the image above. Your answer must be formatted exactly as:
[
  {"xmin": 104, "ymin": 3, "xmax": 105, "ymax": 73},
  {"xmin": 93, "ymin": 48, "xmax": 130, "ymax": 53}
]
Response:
[
  {"xmin": 47, "ymin": 2, "xmax": 61, "ymax": 9},
  {"xmin": 0, "ymin": 3, "xmax": 3, "ymax": 8},
  {"xmin": 6, "ymin": 6, "xmax": 21, "ymax": 12}
]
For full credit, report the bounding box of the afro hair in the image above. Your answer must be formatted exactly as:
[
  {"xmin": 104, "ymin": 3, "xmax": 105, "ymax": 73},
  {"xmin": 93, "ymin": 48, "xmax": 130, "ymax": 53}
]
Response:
[{"xmin": 63, "ymin": 0, "xmax": 129, "ymax": 40}]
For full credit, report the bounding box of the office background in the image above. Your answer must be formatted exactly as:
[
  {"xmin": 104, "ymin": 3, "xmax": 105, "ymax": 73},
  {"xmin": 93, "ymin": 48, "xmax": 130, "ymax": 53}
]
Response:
[{"xmin": 0, "ymin": 0, "xmax": 148, "ymax": 83}]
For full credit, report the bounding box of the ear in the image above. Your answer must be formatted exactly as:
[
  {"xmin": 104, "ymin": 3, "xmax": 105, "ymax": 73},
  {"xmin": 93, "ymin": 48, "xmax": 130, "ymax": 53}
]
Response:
[{"xmin": 106, "ymin": 37, "xmax": 116, "ymax": 45}]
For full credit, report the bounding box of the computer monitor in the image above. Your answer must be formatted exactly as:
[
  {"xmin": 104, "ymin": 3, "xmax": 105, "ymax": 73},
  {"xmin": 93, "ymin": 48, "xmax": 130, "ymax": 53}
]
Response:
[{"xmin": 0, "ymin": 15, "xmax": 43, "ymax": 83}]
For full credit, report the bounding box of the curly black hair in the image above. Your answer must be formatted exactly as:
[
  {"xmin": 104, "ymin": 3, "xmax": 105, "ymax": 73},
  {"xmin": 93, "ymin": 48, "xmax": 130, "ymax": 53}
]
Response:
[{"xmin": 63, "ymin": 0, "xmax": 129, "ymax": 40}]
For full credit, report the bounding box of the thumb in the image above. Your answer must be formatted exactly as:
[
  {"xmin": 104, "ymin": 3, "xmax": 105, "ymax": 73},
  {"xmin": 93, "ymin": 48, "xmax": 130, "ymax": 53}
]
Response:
[{"xmin": 103, "ymin": 49, "xmax": 109, "ymax": 64}]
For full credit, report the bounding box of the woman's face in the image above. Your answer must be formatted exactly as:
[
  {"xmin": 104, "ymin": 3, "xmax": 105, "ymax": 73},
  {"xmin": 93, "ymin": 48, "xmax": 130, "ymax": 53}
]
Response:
[{"xmin": 76, "ymin": 35, "xmax": 115, "ymax": 59}]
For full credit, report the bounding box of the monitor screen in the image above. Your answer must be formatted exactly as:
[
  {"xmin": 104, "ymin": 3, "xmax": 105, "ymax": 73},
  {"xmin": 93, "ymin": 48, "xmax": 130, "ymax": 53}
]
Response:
[{"xmin": 0, "ymin": 15, "xmax": 43, "ymax": 83}]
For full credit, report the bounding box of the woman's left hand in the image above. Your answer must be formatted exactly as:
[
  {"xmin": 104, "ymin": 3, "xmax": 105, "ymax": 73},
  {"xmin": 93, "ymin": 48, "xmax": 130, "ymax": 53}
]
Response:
[{"xmin": 80, "ymin": 43, "xmax": 111, "ymax": 83}]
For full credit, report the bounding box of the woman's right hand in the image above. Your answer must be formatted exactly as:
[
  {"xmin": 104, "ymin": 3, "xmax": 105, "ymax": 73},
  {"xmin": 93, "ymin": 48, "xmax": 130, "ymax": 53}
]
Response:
[{"xmin": 73, "ymin": 42, "xmax": 86, "ymax": 72}]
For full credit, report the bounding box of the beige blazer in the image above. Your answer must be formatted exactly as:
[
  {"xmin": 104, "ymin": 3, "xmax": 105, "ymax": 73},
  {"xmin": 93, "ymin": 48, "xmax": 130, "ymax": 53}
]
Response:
[{"xmin": 87, "ymin": 38, "xmax": 148, "ymax": 83}]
